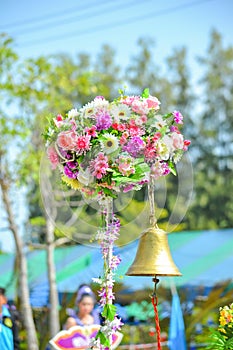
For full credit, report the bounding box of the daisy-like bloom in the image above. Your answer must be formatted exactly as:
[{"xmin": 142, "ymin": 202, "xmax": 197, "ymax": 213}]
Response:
[
  {"xmin": 68, "ymin": 108, "xmax": 79, "ymax": 118},
  {"xmin": 151, "ymin": 115, "xmax": 167, "ymax": 130},
  {"xmin": 80, "ymin": 101, "xmax": 96, "ymax": 118},
  {"xmin": 61, "ymin": 175, "xmax": 83, "ymax": 190},
  {"xmin": 96, "ymin": 110, "xmax": 112, "ymax": 130},
  {"xmin": 100, "ymin": 133, "xmax": 119, "ymax": 154},
  {"xmin": 173, "ymin": 110, "xmax": 183, "ymax": 124},
  {"xmin": 111, "ymin": 103, "xmax": 131, "ymax": 122},
  {"xmin": 80, "ymin": 97, "xmax": 109, "ymax": 118}
]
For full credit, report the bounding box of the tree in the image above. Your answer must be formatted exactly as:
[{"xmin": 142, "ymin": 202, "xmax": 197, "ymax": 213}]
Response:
[
  {"xmin": 0, "ymin": 34, "xmax": 39, "ymax": 350},
  {"xmin": 188, "ymin": 30, "xmax": 233, "ymax": 229}
]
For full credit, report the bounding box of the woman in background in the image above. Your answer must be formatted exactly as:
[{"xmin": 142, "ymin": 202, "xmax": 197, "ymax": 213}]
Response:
[{"xmin": 65, "ymin": 285, "xmax": 101, "ymax": 329}]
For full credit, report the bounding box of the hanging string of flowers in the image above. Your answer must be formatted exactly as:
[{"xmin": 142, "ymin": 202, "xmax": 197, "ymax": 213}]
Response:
[{"xmin": 44, "ymin": 88, "xmax": 190, "ymax": 349}]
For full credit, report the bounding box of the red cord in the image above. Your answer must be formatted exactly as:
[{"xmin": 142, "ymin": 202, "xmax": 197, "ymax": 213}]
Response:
[{"xmin": 151, "ymin": 296, "xmax": 161, "ymax": 350}]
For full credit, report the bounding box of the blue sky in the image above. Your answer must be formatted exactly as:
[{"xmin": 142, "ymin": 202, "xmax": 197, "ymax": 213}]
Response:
[
  {"xmin": 0, "ymin": 0, "xmax": 233, "ymax": 252},
  {"xmin": 1, "ymin": 0, "xmax": 233, "ymax": 67}
]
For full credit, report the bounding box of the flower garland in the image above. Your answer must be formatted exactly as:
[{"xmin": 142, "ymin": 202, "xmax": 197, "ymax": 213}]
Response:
[{"xmin": 44, "ymin": 88, "xmax": 190, "ymax": 349}]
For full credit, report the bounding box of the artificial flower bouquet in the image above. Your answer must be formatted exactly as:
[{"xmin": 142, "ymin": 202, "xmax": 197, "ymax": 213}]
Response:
[
  {"xmin": 44, "ymin": 88, "xmax": 190, "ymax": 199},
  {"xmin": 208, "ymin": 303, "xmax": 233, "ymax": 350}
]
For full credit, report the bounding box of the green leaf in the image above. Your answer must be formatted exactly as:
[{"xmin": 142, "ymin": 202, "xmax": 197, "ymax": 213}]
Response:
[
  {"xmin": 102, "ymin": 303, "xmax": 117, "ymax": 321},
  {"xmin": 163, "ymin": 112, "xmax": 173, "ymax": 119},
  {"xmin": 142, "ymin": 88, "xmax": 150, "ymax": 98},
  {"xmin": 225, "ymin": 337, "xmax": 233, "ymax": 350},
  {"xmin": 168, "ymin": 161, "xmax": 177, "ymax": 176},
  {"xmin": 96, "ymin": 330, "xmax": 111, "ymax": 347}
]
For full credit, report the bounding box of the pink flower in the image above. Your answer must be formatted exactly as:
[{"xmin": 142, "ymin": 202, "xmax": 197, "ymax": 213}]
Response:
[
  {"xmin": 119, "ymin": 136, "xmax": 127, "ymax": 145},
  {"xmin": 85, "ymin": 126, "xmax": 97, "ymax": 137},
  {"xmin": 57, "ymin": 130, "xmax": 77, "ymax": 150},
  {"xmin": 140, "ymin": 115, "xmax": 147, "ymax": 124},
  {"xmin": 128, "ymin": 124, "xmax": 144, "ymax": 137},
  {"xmin": 183, "ymin": 139, "xmax": 191, "ymax": 151},
  {"xmin": 121, "ymin": 95, "xmax": 140, "ymax": 106},
  {"xmin": 47, "ymin": 146, "xmax": 59, "ymax": 169},
  {"xmin": 171, "ymin": 132, "xmax": 184, "ymax": 150},
  {"xmin": 146, "ymin": 95, "xmax": 160, "ymax": 110},
  {"xmin": 53, "ymin": 114, "xmax": 64, "ymax": 127},
  {"xmin": 76, "ymin": 135, "xmax": 90, "ymax": 151},
  {"xmin": 145, "ymin": 143, "xmax": 157, "ymax": 160},
  {"xmin": 152, "ymin": 132, "xmax": 161, "ymax": 142},
  {"xmin": 94, "ymin": 95, "xmax": 105, "ymax": 101},
  {"xmin": 131, "ymin": 99, "xmax": 149, "ymax": 115},
  {"xmin": 173, "ymin": 110, "xmax": 183, "ymax": 124},
  {"xmin": 90, "ymin": 152, "xmax": 109, "ymax": 179}
]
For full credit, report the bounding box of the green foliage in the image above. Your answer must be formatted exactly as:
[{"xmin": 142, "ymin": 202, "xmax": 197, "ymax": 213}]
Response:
[{"xmin": 102, "ymin": 304, "xmax": 117, "ymax": 321}]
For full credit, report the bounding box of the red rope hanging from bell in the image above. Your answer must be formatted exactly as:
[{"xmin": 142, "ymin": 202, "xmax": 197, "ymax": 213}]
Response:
[{"xmin": 151, "ymin": 277, "xmax": 161, "ymax": 350}]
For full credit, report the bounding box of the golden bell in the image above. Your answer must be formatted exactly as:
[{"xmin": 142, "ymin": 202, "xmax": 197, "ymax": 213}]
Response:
[{"xmin": 126, "ymin": 226, "xmax": 181, "ymax": 276}]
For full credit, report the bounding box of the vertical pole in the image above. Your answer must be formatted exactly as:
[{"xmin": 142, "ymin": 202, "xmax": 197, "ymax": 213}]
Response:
[{"xmin": 148, "ymin": 175, "xmax": 157, "ymax": 227}]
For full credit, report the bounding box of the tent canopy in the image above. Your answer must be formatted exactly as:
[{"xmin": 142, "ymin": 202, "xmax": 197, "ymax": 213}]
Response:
[{"xmin": 0, "ymin": 228, "xmax": 232, "ymax": 306}]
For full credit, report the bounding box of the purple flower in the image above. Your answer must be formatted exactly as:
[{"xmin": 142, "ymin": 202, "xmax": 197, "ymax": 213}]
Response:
[
  {"xmin": 96, "ymin": 111, "xmax": 112, "ymax": 130},
  {"xmin": 173, "ymin": 110, "xmax": 183, "ymax": 124},
  {"xmin": 123, "ymin": 136, "xmax": 145, "ymax": 157},
  {"xmin": 64, "ymin": 165, "xmax": 77, "ymax": 179},
  {"xmin": 67, "ymin": 161, "xmax": 78, "ymax": 169},
  {"xmin": 162, "ymin": 162, "xmax": 171, "ymax": 176},
  {"xmin": 123, "ymin": 184, "xmax": 135, "ymax": 193},
  {"xmin": 110, "ymin": 255, "xmax": 121, "ymax": 270}
]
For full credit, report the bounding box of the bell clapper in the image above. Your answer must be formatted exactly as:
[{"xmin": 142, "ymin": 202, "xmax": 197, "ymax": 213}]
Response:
[{"xmin": 151, "ymin": 276, "xmax": 162, "ymax": 350}]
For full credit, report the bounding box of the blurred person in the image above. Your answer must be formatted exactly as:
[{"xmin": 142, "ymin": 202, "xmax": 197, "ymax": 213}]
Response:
[
  {"xmin": 65, "ymin": 285, "xmax": 101, "ymax": 329},
  {"xmin": 0, "ymin": 287, "xmax": 20, "ymax": 350}
]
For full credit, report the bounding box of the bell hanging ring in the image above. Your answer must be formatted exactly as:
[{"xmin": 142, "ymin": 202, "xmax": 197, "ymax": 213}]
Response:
[{"xmin": 126, "ymin": 226, "xmax": 181, "ymax": 276}]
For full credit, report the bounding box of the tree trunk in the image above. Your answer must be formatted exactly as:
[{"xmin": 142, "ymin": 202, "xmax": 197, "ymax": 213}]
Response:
[
  {"xmin": 46, "ymin": 217, "xmax": 60, "ymax": 337},
  {"xmin": 0, "ymin": 179, "xmax": 39, "ymax": 350}
]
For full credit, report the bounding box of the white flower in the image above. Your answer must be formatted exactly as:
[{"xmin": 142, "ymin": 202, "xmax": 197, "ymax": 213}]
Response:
[
  {"xmin": 68, "ymin": 108, "xmax": 79, "ymax": 118},
  {"xmin": 111, "ymin": 103, "xmax": 131, "ymax": 121},
  {"xmin": 80, "ymin": 98, "xmax": 109, "ymax": 118},
  {"xmin": 171, "ymin": 132, "xmax": 184, "ymax": 150},
  {"xmin": 163, "ymin": 135, "xmax": 173, "ymax": 152},
  {"xmin": 79, "ymin": 101, "xmax": 96, "ymax": 118},
  {"xmin": 157, "ymin": 140, "xmax": 170, "ymax": 160},
  {"xmin": 77, "ymin": 168, "xmax": 94, "ymax": 186},
  {"xmin": 100, "ymin": 133, "xmax": 119, "ymax": 154},
  {"xmin": 151, "ymin": 115, "xmax": 167, "ymax": 129},
  {"xmin": 92, "ymin": 278, "xmax": 103, "ymax": 284}
]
